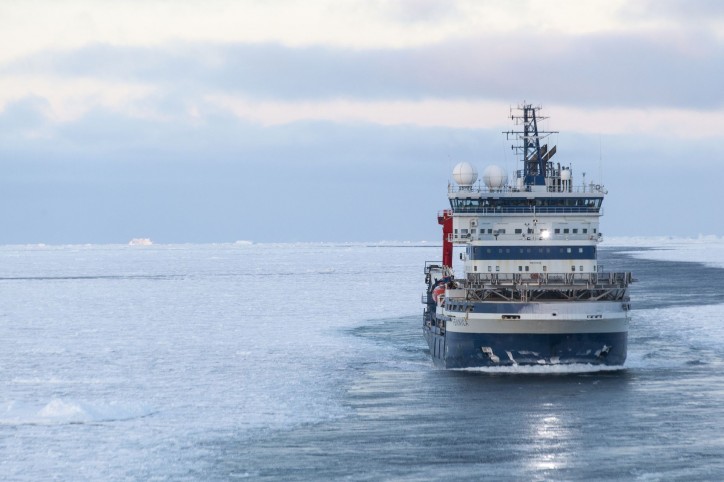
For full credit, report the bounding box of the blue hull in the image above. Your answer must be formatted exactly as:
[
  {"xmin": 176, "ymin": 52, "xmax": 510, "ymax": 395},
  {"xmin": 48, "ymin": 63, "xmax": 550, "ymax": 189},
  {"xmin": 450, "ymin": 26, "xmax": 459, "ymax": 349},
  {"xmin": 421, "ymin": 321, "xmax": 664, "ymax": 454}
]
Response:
[{"xmin": 424, "ymin": 328, "xmax": 627, "ymax": 368}]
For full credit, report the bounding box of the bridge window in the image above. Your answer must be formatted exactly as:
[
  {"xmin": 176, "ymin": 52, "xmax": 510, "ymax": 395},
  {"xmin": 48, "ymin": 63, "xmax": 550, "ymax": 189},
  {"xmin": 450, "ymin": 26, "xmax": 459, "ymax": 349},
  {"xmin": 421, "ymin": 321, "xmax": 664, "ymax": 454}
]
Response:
[
  {"xmin": 555, "ymin": 229, "xmax": 560, "ymax": 234},
  {"xmin": 515, "ymin": 229, "xmax": 522, "ymax": 234},
  {"xmin": 573, "ymin": 228, "xmax": 578, "ymax": 234},
  {"xmin": 525, "ymin": 266, "xmax": 529, "ymax": 272},
  {"xmin": 571, "ymin": 266, "xmax": 576, "ymax": 271},
  {"xmin": 451, "ymin": 196, "xmax": 602, "ymax": 213},
  {"xmin": 563, "ymin": 229, "xmax": 569, "ymax": 234},
  {"xmin": 583, "ymin": 228, "xmax": 588, "ymax": 234}
]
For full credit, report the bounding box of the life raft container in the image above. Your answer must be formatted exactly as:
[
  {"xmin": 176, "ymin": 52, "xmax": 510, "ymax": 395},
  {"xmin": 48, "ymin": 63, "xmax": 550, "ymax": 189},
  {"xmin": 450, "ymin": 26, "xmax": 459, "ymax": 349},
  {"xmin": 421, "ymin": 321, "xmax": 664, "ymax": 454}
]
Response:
[{"xmin": 432, "ymin": 285, "xmax": 445, "ymax": 304}]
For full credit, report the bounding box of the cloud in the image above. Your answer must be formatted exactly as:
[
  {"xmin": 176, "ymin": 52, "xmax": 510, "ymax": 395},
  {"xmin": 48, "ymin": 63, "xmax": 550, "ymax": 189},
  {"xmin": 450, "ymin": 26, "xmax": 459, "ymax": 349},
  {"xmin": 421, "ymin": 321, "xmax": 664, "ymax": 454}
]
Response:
[
  {"xmin": 1, "ymin": 97, "xmax": 722, "ymax": 243},
  {"xmin": 0, "ymin": 104, "xmax": 494, "ymax": 243},
  {"xmin": 621, "ymin": 0, "xmax": 724, "ymax": 22},
  {"xmin": 1, "ymin": 1, "xmax": 722, "ymax": 244},
  {"xmin": 0, "ymin": 0, "xmax": 634, "ymax": 66},
  {"xmin": 0, "ymin": 96, "xmax": 51, "ymax": 133},
  {"xmin": 373, "ymin": 0, "xmax": 464, "ymax": 23},
  {"xmin": 4, "ymin": 29, "xmax": 723, "ymax": 111}
]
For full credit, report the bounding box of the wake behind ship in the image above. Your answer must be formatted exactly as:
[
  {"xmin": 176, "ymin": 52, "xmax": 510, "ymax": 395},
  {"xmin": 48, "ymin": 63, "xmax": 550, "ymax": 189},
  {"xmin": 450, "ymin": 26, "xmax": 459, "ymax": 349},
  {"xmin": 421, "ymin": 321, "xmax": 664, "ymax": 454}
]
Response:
[{"xmin": 422, "ymin": 104, "xmax": 633, "ymax": 368}]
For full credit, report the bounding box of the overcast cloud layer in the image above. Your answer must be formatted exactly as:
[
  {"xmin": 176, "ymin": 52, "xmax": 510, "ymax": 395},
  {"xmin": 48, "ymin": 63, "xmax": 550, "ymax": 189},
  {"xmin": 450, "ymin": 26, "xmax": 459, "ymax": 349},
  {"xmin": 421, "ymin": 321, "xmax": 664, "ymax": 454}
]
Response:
[
  {"xmin": 1, "ymin": 0, "xmax": 723, "ymax": 243},
  {"xmin": 7, "ymin": 30, "xmax": 724, "ymax": 109}
]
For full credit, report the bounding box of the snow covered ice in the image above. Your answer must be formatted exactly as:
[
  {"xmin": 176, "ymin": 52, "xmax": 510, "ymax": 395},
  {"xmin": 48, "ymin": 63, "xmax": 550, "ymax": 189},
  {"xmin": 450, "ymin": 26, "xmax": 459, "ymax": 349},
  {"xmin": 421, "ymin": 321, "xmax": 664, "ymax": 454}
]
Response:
[
  {"xmin": 2, "ymin": 240, "xmax": 724, "ymax": 480},
  {"xmin": 0, "ymin": 243, "xmax": 430, "ymax": 479}
]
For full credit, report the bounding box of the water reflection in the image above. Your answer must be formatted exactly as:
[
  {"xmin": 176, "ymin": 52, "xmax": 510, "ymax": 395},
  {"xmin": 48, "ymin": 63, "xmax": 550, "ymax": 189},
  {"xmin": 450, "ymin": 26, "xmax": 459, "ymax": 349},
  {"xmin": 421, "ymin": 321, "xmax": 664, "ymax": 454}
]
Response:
[
  {"xmin": 446, "ymin": 370, "xmax": 633, "ymax": 478},
  {"xmin": 528, "ymin": 409, "xmax": 570, "ymax": 472}
]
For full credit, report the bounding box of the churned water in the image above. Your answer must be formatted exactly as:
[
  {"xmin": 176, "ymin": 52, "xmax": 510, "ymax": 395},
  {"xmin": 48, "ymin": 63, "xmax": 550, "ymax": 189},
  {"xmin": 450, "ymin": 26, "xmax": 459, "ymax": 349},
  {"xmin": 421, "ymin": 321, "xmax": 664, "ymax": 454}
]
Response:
[{"xmin": 1, "ymin": 241, "xmax": 723, "ymax": 480}]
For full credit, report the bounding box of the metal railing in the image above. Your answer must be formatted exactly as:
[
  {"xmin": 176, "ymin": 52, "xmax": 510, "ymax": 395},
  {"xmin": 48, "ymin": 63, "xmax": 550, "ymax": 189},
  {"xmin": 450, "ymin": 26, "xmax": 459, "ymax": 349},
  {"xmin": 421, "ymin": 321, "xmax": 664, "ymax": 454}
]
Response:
[
  {"xmin": 464, "ymin": 271, "xmax": 633, "ymax": 287},
  {"xmin": 449, "ymin": 183, "xmax": 606, "ymax": 195},
  {"xmin": 451, "ymin": 207, "xmax": 601, "ymax": 214}
]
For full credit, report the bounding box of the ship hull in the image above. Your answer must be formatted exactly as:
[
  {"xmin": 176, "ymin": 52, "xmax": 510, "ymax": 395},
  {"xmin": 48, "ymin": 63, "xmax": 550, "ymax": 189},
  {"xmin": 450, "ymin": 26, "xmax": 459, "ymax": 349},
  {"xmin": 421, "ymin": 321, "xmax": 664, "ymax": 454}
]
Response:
[
  {"xmin": 423, "ymin": 301, "xmax": 628, "ymax": 368},
  {"xmin": 424, "ymin": 328, "xmax": 626, "ymax": 368}
]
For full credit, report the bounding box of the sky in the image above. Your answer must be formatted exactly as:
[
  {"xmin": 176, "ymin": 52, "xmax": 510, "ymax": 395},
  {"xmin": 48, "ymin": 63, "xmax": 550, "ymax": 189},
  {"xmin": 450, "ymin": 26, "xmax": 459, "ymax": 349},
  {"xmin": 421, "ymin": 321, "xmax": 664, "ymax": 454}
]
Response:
[{"xmin": 1, "ymin": 0, "xmax": 723, "ymax": 244}]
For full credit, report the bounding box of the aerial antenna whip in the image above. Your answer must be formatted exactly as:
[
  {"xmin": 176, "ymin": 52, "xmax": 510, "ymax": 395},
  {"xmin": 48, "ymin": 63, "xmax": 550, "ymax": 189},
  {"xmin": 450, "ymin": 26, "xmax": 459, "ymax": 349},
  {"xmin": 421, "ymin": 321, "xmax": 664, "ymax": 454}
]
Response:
[{"xmin": 599, "ymin": 134, "xmax": 603, "ymax": 185}]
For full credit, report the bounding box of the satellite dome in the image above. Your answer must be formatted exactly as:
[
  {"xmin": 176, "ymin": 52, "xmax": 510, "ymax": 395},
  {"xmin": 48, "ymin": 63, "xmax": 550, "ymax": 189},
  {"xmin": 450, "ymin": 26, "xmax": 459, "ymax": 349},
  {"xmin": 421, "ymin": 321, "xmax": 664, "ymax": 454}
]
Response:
[
  {"xmin": 452, "ymin": 162, "xmax": 478, "ymax": 187},
  {"xmin": 483, "ymin": 165, "xmax": 508, "ymax": 189},
  {"xmin": 560, "ymin": 168, "xmax": 572, "ymax": 181}
]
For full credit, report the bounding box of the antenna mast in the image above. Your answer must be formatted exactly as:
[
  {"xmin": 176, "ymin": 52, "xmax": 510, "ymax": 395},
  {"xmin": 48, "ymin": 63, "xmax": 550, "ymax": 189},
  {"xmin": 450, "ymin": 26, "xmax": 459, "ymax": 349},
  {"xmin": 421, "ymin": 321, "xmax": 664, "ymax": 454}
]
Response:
[{"xmin": 504, "ymin": 103, "xmax": 558, "ymax": 187}]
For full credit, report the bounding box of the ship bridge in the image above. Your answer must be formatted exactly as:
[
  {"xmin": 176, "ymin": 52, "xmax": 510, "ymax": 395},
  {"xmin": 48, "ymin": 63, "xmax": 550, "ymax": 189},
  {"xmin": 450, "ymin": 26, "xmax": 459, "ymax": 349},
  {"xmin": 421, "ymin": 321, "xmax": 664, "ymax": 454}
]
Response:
[{"xmin": 439, "ymin": 104, "xmax": 607, "ymax": 277}]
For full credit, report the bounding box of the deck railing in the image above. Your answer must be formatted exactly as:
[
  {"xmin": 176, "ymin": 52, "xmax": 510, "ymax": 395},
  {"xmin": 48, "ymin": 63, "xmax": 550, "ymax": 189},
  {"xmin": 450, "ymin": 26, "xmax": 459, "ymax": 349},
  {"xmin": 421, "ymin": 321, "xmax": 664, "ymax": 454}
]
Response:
[
  {"xmin": 463, "ymin": 271, "xmax": 633, "ymax": 288},
  {"xmin": 451, "ymin": 206, "xmax": 601, "ymax": 214},
  {"xmin": 448, "ymin": 183, "xmax": 606, "ymax": 195}
]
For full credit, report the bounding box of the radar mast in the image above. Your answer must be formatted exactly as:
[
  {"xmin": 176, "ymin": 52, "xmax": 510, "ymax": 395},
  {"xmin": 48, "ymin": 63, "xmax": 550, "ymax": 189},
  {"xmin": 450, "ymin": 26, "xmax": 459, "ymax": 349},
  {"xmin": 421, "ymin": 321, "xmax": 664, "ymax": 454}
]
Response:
[{"xmin": 504, "ymin": 103, "xmax": 558, "ymax": 187}]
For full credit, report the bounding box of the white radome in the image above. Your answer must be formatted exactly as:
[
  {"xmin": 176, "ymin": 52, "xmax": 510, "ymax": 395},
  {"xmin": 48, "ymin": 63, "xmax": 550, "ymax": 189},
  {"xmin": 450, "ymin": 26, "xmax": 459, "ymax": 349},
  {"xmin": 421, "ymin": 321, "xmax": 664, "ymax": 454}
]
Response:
[
  {"xmin": 561, "ymin": 168, "xmax": 572, "ymax": 181},
  {"xmin": 483, "ymin": 165, "xmax": 508, "ymax": 189},
  {"xmin": 452, "ymin": 162, "xmax": 478, "ymax": 187}
]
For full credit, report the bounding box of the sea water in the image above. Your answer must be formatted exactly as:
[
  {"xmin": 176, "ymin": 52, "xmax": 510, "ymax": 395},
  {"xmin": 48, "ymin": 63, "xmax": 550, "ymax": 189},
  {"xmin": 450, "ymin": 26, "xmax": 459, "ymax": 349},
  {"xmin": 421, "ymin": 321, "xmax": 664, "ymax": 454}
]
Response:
[{"xmin": 1, "ymin": 240, "xmax": 723, "ymax": 480}]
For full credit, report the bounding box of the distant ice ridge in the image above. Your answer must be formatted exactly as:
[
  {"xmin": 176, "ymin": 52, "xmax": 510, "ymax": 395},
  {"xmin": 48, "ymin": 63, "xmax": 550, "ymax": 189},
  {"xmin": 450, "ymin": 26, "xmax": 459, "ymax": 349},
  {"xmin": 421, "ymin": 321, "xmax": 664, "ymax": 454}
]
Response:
[
  {"xmin": 128, "ymin": 238, "xmax": 153, "ymax": 246},
  {"xmin": 603, "ymin": 235, "xmax": 724, "ymax": 247},
  {"xmin": 235, "ymin": 240, "xmax": 436, "ymax": 248},
  {"xmin": 0, "ymin": 240, "xmax": 441, "ymax": 249}
]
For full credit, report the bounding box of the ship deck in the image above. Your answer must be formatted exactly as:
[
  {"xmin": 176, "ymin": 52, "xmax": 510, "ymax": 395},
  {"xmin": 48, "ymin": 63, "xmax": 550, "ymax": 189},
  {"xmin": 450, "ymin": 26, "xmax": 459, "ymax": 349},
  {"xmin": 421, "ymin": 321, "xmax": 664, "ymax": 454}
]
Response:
[{"xmin": 447, "ymin": 271, "xmax": 633, "ymax": 303}]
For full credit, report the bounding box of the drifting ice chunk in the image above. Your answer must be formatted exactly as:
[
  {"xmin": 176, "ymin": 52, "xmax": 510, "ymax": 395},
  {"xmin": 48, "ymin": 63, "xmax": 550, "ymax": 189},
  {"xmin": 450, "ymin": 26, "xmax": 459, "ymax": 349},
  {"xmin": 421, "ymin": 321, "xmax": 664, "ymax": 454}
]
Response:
[{"xmin": 128, "ymin": 238, "xmax": 153, "ymax": 246}]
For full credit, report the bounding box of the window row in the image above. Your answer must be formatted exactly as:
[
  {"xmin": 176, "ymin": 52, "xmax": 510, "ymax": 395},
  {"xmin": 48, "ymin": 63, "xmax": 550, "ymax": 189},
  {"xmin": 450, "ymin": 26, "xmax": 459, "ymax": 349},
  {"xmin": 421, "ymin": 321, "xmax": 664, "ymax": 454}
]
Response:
[
  {"xmin": 554, "ymin": 228, "xmax": 597, "ymax": 234},
  {"xmin": 473, "ymin": 265, "xmax": 587, "ymax": 272},
  {"xmin": 454, "ymin": 227, "xmax": 597, "ymax": 236},
  {"xmin": 474, "ymin": 247, "xmax": 592, "ymax": 254},
  {"xmin": 451, "ymin": 197, "xmax": 603, "ymax": 209}
]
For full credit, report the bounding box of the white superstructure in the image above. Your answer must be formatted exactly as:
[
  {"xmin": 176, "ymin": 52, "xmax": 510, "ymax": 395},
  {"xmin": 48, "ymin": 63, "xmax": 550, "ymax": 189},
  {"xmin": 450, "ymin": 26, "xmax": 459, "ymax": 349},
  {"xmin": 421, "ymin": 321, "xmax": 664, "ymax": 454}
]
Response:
[{"xmin": 422, "ymin": 103, "xmax": 633, "ymax": 368}]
